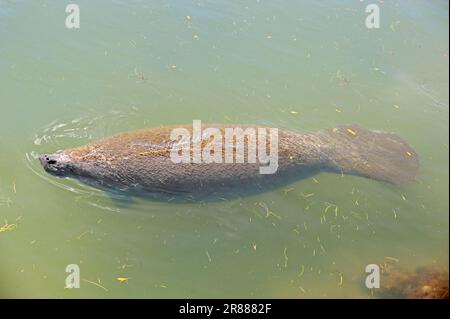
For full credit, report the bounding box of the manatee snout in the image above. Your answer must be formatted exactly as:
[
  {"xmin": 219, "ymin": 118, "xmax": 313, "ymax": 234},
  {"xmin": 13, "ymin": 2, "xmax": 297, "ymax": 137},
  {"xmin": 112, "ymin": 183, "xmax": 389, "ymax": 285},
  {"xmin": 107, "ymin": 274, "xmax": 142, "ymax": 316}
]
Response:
[{"xmin": 39, "ymin": 153, "xmax": 72, "ymax": 177}]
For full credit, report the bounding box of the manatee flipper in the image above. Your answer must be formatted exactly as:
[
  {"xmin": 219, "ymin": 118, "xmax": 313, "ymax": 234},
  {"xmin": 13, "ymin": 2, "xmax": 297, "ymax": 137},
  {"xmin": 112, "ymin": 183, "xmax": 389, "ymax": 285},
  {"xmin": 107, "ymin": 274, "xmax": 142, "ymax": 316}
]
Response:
[{"xmin": 320, "ymin": 125, "xmax": 419, "ymax": 184}]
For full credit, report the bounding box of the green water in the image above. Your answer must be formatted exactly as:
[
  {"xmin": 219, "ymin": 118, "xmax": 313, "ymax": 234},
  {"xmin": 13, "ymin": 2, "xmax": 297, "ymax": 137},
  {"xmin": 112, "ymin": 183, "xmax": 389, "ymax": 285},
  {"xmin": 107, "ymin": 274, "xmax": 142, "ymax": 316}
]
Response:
[{"xmin": 0, "ymin": 0, "xmax": 448, "ymax": 298}]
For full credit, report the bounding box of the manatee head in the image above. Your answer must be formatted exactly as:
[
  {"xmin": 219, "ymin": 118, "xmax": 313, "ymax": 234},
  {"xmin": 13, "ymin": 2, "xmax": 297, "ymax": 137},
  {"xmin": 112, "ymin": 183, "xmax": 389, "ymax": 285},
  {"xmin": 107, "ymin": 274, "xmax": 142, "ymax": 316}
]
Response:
[
  {"xmin": 38, "ymin": 151, "xmax": 125, "ymax": 191},
  {"xmin": 39, "ymin": 153, "xmax": 78, "ymax": 177}
]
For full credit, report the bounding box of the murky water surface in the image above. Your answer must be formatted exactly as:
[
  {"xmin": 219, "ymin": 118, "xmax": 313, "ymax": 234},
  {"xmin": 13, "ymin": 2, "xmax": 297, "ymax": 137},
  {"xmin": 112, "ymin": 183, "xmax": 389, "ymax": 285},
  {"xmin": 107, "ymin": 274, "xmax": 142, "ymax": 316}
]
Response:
[{"xmin": 0, "ymin": 0, "xmax": 448, "ymax": 298}]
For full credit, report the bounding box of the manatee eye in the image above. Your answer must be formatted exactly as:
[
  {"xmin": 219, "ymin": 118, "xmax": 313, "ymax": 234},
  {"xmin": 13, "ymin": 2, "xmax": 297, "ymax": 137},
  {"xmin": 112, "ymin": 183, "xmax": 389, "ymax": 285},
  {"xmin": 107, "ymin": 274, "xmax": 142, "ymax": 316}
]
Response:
[{"xmin": 48, "ymin": 160, "xmax": 57, "ymax": 165}]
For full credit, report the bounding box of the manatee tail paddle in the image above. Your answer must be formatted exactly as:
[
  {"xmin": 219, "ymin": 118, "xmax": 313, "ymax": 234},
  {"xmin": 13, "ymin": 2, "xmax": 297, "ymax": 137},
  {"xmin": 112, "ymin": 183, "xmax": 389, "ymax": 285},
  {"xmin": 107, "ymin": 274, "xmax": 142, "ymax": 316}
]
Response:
[{"xmin": 320, "ymin": 125, "xmax": 419, "ymax": 184}]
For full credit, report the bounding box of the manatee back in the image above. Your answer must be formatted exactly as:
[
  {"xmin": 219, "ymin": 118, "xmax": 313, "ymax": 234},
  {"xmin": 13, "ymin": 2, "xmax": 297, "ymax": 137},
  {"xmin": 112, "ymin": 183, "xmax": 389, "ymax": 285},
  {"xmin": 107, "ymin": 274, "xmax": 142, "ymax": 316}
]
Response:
[{"xmin": 65, "ymin": 125, "xmax": 300, "ymax": 194}]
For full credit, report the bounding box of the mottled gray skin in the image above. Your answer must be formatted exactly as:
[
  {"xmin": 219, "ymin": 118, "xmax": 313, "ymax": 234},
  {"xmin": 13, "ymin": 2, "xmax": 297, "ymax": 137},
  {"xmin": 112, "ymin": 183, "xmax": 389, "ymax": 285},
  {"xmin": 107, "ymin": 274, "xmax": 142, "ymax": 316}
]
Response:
[{"xmin": 39, "ymin": 124, "xmax": 419, "ymax": 197}]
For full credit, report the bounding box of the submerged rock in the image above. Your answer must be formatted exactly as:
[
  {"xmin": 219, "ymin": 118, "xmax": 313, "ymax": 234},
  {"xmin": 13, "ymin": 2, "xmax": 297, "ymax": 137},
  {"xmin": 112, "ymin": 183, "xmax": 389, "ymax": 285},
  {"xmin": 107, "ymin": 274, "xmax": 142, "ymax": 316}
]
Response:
[{"xmin": 380, "ymin": 266, "xmax": 448, "ymax": 299}]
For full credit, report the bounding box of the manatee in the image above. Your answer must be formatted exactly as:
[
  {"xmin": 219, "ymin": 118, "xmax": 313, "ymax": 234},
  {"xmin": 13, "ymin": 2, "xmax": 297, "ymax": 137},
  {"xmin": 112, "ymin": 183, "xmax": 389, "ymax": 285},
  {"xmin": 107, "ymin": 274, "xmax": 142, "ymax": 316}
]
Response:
[{"xmin": 38, "ymin": 123, "xmax": 419, "ymax": 198}]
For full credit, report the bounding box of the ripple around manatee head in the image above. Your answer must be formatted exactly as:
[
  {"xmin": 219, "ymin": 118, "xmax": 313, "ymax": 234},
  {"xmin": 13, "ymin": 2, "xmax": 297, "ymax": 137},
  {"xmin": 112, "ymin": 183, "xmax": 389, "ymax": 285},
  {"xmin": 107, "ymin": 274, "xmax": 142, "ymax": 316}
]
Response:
[{"xmin": 24, "ymin": 109, "xmax": 151, "ymax": 212}]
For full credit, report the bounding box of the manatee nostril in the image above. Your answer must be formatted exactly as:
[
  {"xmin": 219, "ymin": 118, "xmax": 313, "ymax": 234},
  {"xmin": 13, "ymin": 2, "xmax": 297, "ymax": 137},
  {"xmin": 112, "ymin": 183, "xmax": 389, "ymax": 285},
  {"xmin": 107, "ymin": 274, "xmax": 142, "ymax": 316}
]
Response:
[{"xmin": 47, "ymin": 160, "xmax": 57, "ymax": 165}]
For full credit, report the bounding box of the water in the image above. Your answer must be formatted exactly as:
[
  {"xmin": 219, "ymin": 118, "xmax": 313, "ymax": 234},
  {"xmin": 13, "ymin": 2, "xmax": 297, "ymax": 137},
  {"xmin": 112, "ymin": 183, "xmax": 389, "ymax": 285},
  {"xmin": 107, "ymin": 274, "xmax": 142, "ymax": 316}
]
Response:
[{"xmin": 0, "ymin": 0, "xmax": 448, "ymax": 298}]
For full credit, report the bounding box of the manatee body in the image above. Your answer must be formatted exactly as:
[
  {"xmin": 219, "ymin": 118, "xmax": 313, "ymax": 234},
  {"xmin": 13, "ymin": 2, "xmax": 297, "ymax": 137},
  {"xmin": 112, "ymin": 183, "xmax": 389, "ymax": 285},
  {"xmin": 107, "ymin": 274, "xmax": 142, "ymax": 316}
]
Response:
[{"xmin": 39, "ymin": 124, "xmax": 419, "ymax": 197}]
